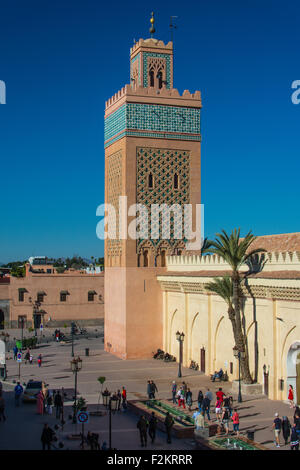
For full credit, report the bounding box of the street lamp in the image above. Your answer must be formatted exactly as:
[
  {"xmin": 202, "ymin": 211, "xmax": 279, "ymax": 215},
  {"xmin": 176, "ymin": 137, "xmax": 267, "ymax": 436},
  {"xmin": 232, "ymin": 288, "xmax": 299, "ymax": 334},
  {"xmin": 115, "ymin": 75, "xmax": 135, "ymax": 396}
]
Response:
[
  {"xmin": 176, "ymin": 331, "xmax": 185, "ymax": 378},
  {"xmin": 109, "ymin": 394, "xmax": 119, "ymax": 449},
  {"xmin": 29, "ymin": 297, "xmax": 41, "ymax": 337},
  {"xmin": 71, "ymin": 322, "xmax": 76, "ymax": 357},
  {"xmin": 233, "ymin": 346, "xmax": 245, "ymax": 403},
  {"xmin": 70, "ymin": 356, "xmax": 82, "ymax": 423}
]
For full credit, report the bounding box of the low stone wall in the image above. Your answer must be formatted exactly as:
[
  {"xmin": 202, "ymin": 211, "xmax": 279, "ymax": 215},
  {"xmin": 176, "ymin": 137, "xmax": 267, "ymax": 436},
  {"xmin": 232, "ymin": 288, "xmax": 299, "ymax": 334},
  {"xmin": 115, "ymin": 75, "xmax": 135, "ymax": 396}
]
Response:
[
  {"xmin": 127, "ymin": 400, "xmax": 195, "ymax": 439},
  {"xmin": 231, "ymin": 380, "xmax": 263, "ymax": 396}
]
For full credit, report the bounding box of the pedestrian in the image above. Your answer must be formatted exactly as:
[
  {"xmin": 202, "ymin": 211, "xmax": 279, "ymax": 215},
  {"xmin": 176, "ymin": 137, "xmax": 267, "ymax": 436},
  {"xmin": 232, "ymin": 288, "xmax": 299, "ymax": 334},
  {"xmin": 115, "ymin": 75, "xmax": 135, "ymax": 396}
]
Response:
[
  {"xmin": 13, "ymin": 345, "xmax": 18, "ymax": 361},
  {"xmin": 54, "ymin": 390, "xmax": 63, "ymax": 419},
  {"xmin": 121, "ymin": 386, "xmax": 127, "ymax": 402},
  {"xmin": 223, "ymin": 395, "xmax": 232, "ymax": 417},
  {"xmin": 41, "ymin": 423, "xmax": 54, "ymax": 450},
  {"xmin": 164, "ymin": 412, "xmax": 174, "ymax": 444},
  {"xmin": 195, "ymin": 411, "xmax": 205, "ymax": 430},
  {"xmin": 293, "ymin": 408, "xmax": 300, "ymax": 438},
  {"xmin": 24, "ymin": 348, "xmax": 30, "ymax": 364},
  {"xmin": 186, "ymin": 388, "xmax": 193, "ymax": 411},
  {"xmin": 221, "ymin": 407, "xmax": 230, "ymax": 435},
  {"xmin": 282, "ymin": 415, "xmax": 291, "ymax": 445},
  {"xmin": 37, "ymin": 390, "xmax": 44, "ymax": 415},
  {"xmin": 290, "ymin": 424, "xmax": 299, "ymax": 450},
  {"xmin": 46, "ymin": 391, "xmax": 53, "ymax": 415},
  {"xmin": 205, "ymin": 388, "xmax": 213, "ymax": 413},
  {"xmin": 148, "ymin": 411, "xmax": 158, "ymax": 444},
  {"xmin": 137, "ymin": 415, "xmax": 148, "ymax": 447},
  {"xmin": 288, "ymin": 385, "xmax": 295, "ymax": 408},
  {"xmin": 117, "ymin": 389, "xmax": 122, "ymax": 411},
  {"xmin": 38, "ymin": 354, "xmax": 42, "ymax": 367},
  {"xmin": 231, "ymin": 409, "xmax": 240, "ymax": 437},
  {"xmin": 216, "ymin": 388, "xmax": 225, "ymax": 406},
  {"xmin": 0, "ymin": 395, "xmax": 6, "ymax": 422},
  {"xmin": 29, "ymin": 353, "xmax": 33, "ymax": 364},
  {"xmin": 192, "ymin": 409, "xmax": 200, "ymax": 427},
  {"xmin": 177, "ymin": 387, "xmax": 185, "ymax": 408},
  {"xmin": 197, "ymin": 390, "xmax": 203, "ymax": 411},
  {"xmin": 182, "ymin": 381, "xmax": 187, "ymax": 398},
  {"xmin": 273, "ymin": 412, "xmax": 282, "ymax": 448},
  {"xmin": 215, "ymin": 398, "xmax": 223, "ymax": 423},
  {"xmin": 147, "ymin": 380, "xmax": 152, "ymax": 399},
  {"xmin": 201, "ymin": 396, "xmax": 211, "ymax": 421},
  {"xmin": 14, "ymin": 382, "xmax": 23, "ymax": 407},
  {"xmin": 150, "ymin": 380, "xmax": 158, "ymax": 399},
  {"xmin": 171, "ymin": 381, "xmax": 177, "ymax": 404}
]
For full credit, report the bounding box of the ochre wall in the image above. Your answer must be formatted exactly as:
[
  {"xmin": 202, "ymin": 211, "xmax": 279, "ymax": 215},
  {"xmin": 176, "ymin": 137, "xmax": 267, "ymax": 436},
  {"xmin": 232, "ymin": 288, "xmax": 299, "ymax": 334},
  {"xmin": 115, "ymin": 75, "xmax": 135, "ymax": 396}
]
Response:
[{"xmin": 163, "ymin": 289, "xmax": 300, "ymax": 401}]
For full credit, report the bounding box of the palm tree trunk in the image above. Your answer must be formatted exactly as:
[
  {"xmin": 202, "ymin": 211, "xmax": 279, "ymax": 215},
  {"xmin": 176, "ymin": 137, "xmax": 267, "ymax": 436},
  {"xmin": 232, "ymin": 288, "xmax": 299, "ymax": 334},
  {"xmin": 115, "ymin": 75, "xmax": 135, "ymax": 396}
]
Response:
[{"xmin": 232, "ymin": 271, "xmax": 253, "ymax": 384}]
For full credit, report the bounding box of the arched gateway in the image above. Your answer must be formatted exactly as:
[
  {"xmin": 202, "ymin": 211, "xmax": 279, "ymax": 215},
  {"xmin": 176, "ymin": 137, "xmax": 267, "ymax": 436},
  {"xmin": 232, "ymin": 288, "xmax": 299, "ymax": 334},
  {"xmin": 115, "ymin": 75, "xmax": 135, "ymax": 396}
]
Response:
[{"xmin": 287, "ymin": 342, "xmax": 300, "ymax": 405}]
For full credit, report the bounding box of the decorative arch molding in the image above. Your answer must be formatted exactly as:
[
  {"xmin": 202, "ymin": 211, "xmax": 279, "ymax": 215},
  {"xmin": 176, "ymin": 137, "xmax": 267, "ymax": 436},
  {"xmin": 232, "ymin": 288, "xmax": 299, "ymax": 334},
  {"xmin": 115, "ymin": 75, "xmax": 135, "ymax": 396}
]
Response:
[
  {"xmin": 137, "ymin": 239, "xmax": 156, "ymax": 254},
  {"xmin": 281, "ymin": 326, "xmax": 297, "ymax": 364},
  {"xmin": 285, "ymin": 335, "xmax": 300, "ymax": 405},
  {"xmin": 213, "ymin": 315, "xmax": 224, "ymax": 370},
  {"xmin": 189, "ymin": 312, "xmax": 200, "ymax": 361},
  {"xmin": 246, "ymin": 320, "xmax": 255, "ymax": 337}
]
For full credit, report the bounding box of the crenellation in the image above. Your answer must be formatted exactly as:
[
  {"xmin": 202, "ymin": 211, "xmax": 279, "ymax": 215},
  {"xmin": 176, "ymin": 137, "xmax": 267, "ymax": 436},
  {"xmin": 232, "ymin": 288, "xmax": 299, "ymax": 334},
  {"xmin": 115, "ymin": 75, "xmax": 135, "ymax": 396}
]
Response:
[
  {"xmin": 165, "ymin": 250, "xmax": 300, "ymax": 273},
  {"xmin": 105, "ymin": 84, "xmax": 202, "ymax": 111}
]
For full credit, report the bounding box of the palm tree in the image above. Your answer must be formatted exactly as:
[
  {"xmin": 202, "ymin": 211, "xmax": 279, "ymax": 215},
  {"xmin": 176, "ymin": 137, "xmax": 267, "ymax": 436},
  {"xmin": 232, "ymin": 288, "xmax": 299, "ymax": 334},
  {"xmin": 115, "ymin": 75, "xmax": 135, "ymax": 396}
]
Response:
[{"xmin": 207, "ymin": 229, "xmax": 266, "ymax": 384}]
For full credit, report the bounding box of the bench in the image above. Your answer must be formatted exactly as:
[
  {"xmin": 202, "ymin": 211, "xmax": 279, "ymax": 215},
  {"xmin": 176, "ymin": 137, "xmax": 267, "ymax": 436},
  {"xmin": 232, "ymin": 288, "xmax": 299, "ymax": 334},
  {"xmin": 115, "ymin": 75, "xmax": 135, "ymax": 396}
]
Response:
[{"xmin": 210, "ymin": 372, "xmax": 228, "ymax": 382}]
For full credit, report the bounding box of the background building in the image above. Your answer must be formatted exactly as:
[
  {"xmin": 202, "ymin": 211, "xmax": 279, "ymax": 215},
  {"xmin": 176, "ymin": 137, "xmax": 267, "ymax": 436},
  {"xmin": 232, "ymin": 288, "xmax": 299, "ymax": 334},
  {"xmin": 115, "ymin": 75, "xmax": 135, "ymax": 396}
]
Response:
[
  {"xmin": 157, "ymin": 233, "xmax": 300, "ymax": 402},
  {"xmin": 0, "ymin": 261, "xmax": 104, "ymax": 329}
]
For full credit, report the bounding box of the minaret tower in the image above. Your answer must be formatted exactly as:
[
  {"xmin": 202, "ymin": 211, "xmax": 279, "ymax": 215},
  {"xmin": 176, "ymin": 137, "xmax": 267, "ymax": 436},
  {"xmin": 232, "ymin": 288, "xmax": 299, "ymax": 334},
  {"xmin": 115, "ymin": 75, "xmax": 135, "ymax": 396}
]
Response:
[{"xmin": 104, "ymin": 15, "xmax": 202, "ymax": 359}]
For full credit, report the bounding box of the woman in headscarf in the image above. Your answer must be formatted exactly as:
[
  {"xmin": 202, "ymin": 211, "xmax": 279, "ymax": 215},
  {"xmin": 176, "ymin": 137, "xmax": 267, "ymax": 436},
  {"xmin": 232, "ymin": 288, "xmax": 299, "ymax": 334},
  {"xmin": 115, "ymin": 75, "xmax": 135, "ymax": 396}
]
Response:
[
  {"xmin": 37, "ymin": 390, "xmax": 44, "ymax": 415},
  {"xmin": 282, "ymin": 416, "xmax": 291, "ymax": 445}
]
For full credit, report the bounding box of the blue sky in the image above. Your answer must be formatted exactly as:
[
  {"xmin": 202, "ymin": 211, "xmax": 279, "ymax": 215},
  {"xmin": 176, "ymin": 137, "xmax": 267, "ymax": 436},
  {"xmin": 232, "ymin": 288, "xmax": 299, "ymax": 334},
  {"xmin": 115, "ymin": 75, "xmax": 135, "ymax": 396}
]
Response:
[{"xmin": 0, "ymin": 0, "xmax": 299, "ymax": 262}]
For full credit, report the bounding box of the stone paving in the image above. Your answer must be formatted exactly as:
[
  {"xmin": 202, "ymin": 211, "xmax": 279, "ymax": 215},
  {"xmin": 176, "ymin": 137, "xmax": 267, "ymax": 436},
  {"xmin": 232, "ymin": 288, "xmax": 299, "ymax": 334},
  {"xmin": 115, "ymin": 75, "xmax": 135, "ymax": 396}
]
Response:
[{"xmin": 0, "ymin": 336, "xmax": 297, "ymax": 450}]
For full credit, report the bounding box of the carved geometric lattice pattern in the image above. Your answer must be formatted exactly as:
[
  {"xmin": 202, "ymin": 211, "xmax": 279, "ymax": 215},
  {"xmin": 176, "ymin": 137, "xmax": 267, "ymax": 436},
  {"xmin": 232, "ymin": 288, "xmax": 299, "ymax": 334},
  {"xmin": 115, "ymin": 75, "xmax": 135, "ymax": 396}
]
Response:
[
  {"xmin": 136, "ymin": 147, "xmax": 190, "ymax": 252},
  {"xmin": 107, "ymin": 150, "xmax": 122, "ymax": 257}
]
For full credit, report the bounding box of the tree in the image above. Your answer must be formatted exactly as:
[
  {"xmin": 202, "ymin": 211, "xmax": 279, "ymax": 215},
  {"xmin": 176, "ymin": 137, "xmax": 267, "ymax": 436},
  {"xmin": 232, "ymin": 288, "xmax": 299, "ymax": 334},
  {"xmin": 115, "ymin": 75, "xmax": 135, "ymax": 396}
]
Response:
[
  {"xmin": 207, "ymin": 229, "xmax": 266, "ymax": 384},
  {"xmin": 97, "ymin": 376, "xmax": 106, "ymax": 410},
  {"xmin": 10, "ymin": 264, "xmax": 26, "ymax": 277}
]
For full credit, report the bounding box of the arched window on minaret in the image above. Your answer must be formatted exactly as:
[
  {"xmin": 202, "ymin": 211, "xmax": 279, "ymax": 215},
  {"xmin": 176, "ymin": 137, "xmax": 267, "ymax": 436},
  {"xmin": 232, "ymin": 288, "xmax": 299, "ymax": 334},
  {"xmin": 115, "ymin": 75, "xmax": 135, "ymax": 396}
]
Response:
[
  {"xmin": 148, "ymin": 173, "xmax": 154, "ymax": 189},
  {"xmin": 149, "ymin": 69, "xmax": 154, "ymax": 87},
  {"xmin": 161, "ymin": 250, "xmax": 166, "ymax": 267},
  {"xmin": 143, "ymin": 250, "xmax": 149, "ymax": 267},
  {"xmin": 174, "ymin": 173, "xmax": 179, "ymax": 189},
  {"xmin": 157, "ymin": 70, "xmax": 163, "ymax": 89}
]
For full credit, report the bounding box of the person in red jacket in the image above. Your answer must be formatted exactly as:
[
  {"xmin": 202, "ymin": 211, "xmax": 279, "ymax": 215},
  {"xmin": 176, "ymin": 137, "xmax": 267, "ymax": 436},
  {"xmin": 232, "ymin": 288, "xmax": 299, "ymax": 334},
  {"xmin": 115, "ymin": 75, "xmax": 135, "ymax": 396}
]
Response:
[
  {"xmin": 231, "ymin": 409, "xmax": 240, "ymax": 437},
  {"xmin": 216, "ymin": 388, "xmax": 225, "ymax": 405}
]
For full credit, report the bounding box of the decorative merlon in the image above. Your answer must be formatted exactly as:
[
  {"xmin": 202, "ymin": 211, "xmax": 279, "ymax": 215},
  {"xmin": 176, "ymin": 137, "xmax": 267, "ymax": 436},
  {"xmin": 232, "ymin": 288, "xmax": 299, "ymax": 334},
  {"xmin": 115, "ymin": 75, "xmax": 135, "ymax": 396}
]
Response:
[
  {"xmin": 166, "ymin": 251, "xmax": 300, "ymax": 273},
  {"xmin": 130, "ymin": 38, "xmax": 173, "ymax": 55},
  {"xmin": 105, "ymin": 85, "xmax": 202, "ymax": 111}
]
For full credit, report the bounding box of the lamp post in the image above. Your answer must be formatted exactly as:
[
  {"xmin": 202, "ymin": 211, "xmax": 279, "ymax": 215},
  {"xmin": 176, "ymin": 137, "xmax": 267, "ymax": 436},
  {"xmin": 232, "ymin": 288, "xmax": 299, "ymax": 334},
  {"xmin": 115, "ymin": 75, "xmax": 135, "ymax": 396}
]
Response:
[
  {"xmin": 71, "ymin": 322, "xmax": 75, "ymax": 357},
  {"xmin": 29, "ymin": 297, "xmax": 41, "ymax": 337},
  {"xmin": 108, "ymin": 395, "xmax": 119, "ymax": 449},
  {"xmin": 176, "ymin": 331, "xmax": 185, "ymax": 378},
  {"xmin": 70, "ymin": 356, "xmax": 82, "ymax": 423},
  {"xmin": 233, "ymin": 347, "xmax": 245, "ymax": 403}
]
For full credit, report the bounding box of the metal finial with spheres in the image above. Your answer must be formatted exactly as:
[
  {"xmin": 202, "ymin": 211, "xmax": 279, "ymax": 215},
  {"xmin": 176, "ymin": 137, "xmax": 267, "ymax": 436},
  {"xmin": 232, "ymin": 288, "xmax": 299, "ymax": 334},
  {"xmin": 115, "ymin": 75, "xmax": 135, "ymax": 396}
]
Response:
[{"xmin": 149, "ymin": 11, "xmax": 155, "ymax": 37}]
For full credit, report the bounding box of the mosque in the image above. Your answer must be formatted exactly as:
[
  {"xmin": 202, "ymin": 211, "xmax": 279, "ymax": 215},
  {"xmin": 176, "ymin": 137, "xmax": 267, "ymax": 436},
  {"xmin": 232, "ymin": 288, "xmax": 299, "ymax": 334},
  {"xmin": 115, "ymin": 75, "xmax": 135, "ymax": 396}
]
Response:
[{"xmin": 104, "ymin": 15, "xmax": 300, "ymax": 403}]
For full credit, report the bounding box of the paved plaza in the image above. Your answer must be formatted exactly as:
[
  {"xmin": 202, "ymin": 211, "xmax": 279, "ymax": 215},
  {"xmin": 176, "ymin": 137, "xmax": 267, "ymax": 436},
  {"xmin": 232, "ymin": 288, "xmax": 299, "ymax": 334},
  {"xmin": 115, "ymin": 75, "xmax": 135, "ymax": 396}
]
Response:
[{"xmin": 0, "ymin": 335, "xmax": 297, "ymax": 451}]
